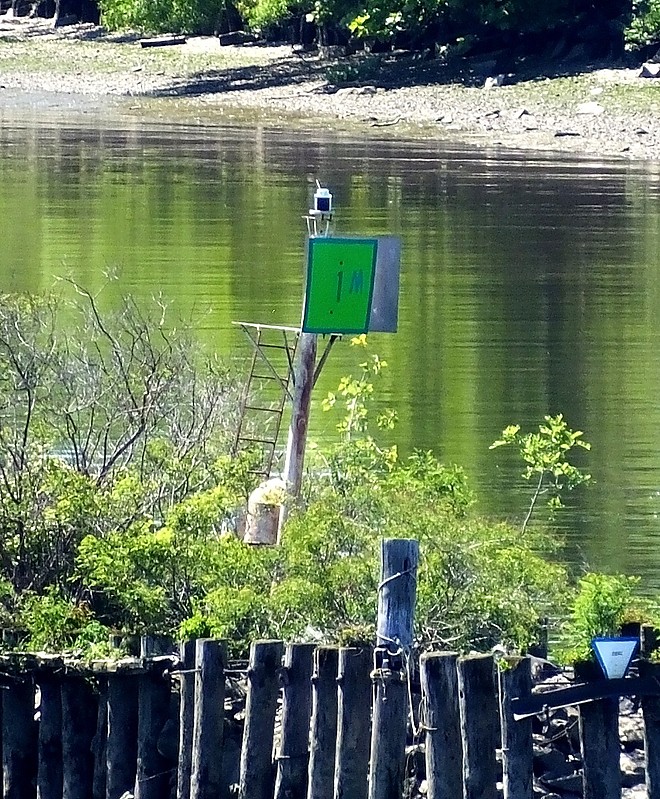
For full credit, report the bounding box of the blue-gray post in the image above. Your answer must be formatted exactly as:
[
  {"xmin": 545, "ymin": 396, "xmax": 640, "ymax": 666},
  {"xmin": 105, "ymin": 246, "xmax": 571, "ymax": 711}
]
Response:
[{"xmin": 376, "ymin": 538, "xmax": 419, "ymax": 651}]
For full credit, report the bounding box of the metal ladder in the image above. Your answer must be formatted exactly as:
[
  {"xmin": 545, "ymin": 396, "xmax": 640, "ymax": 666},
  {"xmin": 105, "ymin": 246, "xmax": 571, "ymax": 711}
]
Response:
[{"xmin": 232, "ymin": 322, "xmax": 300, "ymax": 480}]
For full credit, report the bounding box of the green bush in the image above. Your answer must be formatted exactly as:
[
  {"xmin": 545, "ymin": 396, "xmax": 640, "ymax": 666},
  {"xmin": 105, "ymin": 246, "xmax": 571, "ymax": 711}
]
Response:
[
  {"xmin": 557, "ymin": 572, "xmax": 659, "ymax": 664},
  {"xmin": 626, "ymin": 0, "xmax": 660, "ymax": 46},
  {"xmin": 0, "ymin": 290, "xmax": 238, "ymax": 604},
  {"xmin": 0, "ymin": 311, "xmax": 602, "ymax": 662},
  {"xmin": 240, "ymin": 0, "xmax": 301, "ymax": 31},
  {"xmin": 18, "ymin": 588, "xmax": 108, "ymax": 653},
  {"xmin": 99, "ymin": 0, "xmax": 225, "ymax": 33}
]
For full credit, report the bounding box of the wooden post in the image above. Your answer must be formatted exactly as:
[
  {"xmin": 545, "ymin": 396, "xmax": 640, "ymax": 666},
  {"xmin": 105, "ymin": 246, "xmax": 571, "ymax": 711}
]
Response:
[
  {"xmin": 3, "ymin": 676, "xmax": 37, "ymax": 799},
  {"xmin": 642, "ymin": 662, "xmax": 660, "ymax": 799},
  {"xmin": 579, "ymin": 698, "xmax": 621, "ymax": 799},
  {"xmin": 134, "ymin": 671, "xmax": 171, "ymax": 799},
  {"xmin": 190, "ymin": 639, "xmax": 227, "ymax": 799},
  {"xmin": 93, "ymin": 679, "xmax": 108, "ymax": 799},
  {"xmin": 376, "ymin": 538, "xmax": 419, "ymax": 651},
  {"xmin": 334, "ymin": 646, "xmax": 372, "ymax": 799},
  {"xmin": 279, "ymin": 332, "xmax": 317, "ymax": 541},
  {"xmin": 106, "ymin": 674, "xmax": 139, "ymax": 799},
  {"xmin": 239, "ymin": 640, "xmax": 284, "ymax": 799},
  {"xmin": 419, "ymin": 652, "xmax": 462, "ymax": 799},
  {"xmin": 61, "ymin": 676, "xmax": 98, "ymax": 799},
  {"xmin": 369, "ymin": 539, "xmax": 419, "ymax": 799},
  {"xmin": 457, "ymin": 654, "xmax": 499, "ymax": 799},
  {"xmin": 273, "ymin": 642, "xmax": 316, "ymax": 799},
  {"xmin": 307, "ymin": 646, "xmax": 339, "ymax": 799},
  {"xmin": 37, "ymin": 675, "xmax": 63, "ymax": 799},
  {"xmin": 140, "ymin": 634, "xmax": 173, "ymax": 657},
  {"xmin": 499, "ymin": 658, "xmax": 533, "ymax": 799},
  {"xmin": 177, "ymin": 639, "xmax": 197, "ymax": 799},
  {"xmin": 641, "ymin": 625, "xmax": 659, "ymax": 658},
  {"xmin": 643, "ymin": 698, "xmax": 660, "ymax": 797}
]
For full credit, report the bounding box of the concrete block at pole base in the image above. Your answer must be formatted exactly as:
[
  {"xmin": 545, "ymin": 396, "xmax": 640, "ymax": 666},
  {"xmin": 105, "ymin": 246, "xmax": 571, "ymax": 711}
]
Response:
[{"xmin": 244, "ymin": 478, "xmax": 286, "ymax": 545}]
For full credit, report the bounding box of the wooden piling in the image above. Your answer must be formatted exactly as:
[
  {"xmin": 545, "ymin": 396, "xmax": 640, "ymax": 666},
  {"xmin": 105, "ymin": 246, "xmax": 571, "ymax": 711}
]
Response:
[
  {"xmin": 190, "ymin": 639, "xmax": 227, "ymax": 799},
  {"xmin": 3, "ymin": 676, "xmax": 37, "ymax": 799},
  {"xmin": 93, "ymin": 679, "xmax": 108, "ymax": 799},
  {"xmin": 419, "ymin": 652, "xmax": 462, "ymax": 799},
  {"xmin": 642, "ymin": 663, "xmax": 660, "ymax": 799},
  {"xmin": 106, "ymin": 674, "xmax": 139, "ymax": 799},
  {"xmin": 36, "ymin": 675, "xmax": 63, "ymax": 799},
  {"xmin": 61, "ymin": 676, "xmax": 98, "ymax": 799},
  {"xmin": 140, "ymin": 635, "xmax": 173, "ymax": 658},
  {"xmin": 375, "ymin": 538, "xmax": 419, "ymax": 652},
  {"xmin": 334, "ymin": 646, "xmax": 372, "ymax": 799},
  {"xmin": 457, "ymin": 654, "xmax": 499, "ymax": 799},
  {"xmin": 499, "ymin": 658, "xmax": 533, "ymax": 799},
  {"xmin": 273, "ymin": 642, "xmax": 316, "ymax": 799},
  {"xmin": 369, "ymin": 648, "xmax": 407, "ymax": 799},
  {"xmin": 177, "ymin": 639, "xmax": 196, "ymax": 799},
  {"xmin": 579, "ymin": 698, "xmax": 621, "ymax": 799},
  {"xmin": 369, "ymin": 538, "xmax": 419, "ymax": 799},
  {"xmin": 239, "ymin": 640, "xmax": 284, "ymax": 799},
  {"xmin": 134, "ymin": 670, "xmax": 171, "ymax": 799},
  {"xmin": 307, "ymin": 646, "xmax": 339, "ymax": 799}
]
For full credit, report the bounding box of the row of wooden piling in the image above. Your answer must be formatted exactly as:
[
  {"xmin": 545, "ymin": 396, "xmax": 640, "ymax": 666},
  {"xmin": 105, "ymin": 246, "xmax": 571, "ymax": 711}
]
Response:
[{"xmin": 3, "ymin": 639, "xmax": 660, "ymax": 799}]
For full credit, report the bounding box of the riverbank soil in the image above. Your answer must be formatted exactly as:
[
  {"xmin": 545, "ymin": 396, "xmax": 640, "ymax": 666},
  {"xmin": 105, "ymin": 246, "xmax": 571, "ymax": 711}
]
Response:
[{"xmin": 0, "ymin": 14, "xmax": 659, "ymax": 159}]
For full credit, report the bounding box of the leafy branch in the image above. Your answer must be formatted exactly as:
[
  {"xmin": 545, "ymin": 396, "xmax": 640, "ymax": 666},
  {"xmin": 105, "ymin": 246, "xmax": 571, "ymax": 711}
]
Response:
[{"xmin": 490, "ymin": 414, "xmax": 591, "ymax": 533}]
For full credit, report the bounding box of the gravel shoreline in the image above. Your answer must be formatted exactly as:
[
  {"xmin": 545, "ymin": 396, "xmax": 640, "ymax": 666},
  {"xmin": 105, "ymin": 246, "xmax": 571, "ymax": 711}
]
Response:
[{"xmin": 1, "ymin": 14, "xmax": 659, "ymax": 159}]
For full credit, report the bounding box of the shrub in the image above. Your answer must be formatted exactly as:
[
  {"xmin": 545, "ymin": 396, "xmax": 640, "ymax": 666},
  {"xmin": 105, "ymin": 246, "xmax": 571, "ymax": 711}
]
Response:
[
  {"xmin": 490, "ymin": 414, "xmax": 591, "ymax": 533},
  {"xmin": 18, "ymin": 588, "xmax": 108, "ymax": 653},
  {"xmin": 626, "ymin": 0, "xmax": 660, "ymax": 46},
  {"xmin": 98, "ymin": 0, "xmax": 226, "ymax": 33},
  {"xmin": 0, "ymin": 290, "xmax": 239, "ymax": 606},
  {"xmin": 557, "ymin": 572, "xmax": 660, "ymax": 664}
]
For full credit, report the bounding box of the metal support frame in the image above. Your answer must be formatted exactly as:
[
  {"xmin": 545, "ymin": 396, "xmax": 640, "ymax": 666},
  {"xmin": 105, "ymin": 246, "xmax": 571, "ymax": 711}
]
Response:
[{"xmin": 234, "ymin": 322, "xmax": 300, "ymax": 402}]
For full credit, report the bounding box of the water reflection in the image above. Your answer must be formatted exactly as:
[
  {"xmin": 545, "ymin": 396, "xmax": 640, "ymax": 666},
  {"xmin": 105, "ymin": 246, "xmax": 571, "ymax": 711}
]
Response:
[{"xmin": 1, "ymin": 113, "xmax": 660, "ymax": 586}]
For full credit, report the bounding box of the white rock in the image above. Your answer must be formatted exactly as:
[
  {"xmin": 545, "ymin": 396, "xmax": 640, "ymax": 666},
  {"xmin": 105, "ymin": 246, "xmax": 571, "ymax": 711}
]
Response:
[
  {"xmin": 576, "ymin": 101, "xmax": 605, "ymax": 115},
  {"xmin": 484, "ymin": 74, "xmax": 505, "ymax": 89},
  {"xmin": 639, "ymin": 62, "xmax": 660, "ymax": 78}
]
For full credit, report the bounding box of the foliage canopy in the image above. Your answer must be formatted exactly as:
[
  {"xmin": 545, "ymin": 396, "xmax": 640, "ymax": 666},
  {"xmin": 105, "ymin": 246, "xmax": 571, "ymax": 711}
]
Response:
[{"xmin": 0, "ymin": 306, "xmax": 573, "ymax": 659}]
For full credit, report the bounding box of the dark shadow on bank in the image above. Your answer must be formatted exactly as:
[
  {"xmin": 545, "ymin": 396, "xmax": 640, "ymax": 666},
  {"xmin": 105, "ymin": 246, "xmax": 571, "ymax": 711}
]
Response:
[
  {"xmin": 148, "ymin": 52, "xmax": 326, "ymax": 98},
  {"xmin": 145, "ymin": 29, "xmax": 658, "ymax": 100}
]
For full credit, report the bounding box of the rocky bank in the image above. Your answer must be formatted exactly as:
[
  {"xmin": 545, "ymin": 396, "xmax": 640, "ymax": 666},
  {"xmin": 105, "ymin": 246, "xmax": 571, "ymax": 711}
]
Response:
[{"xmin": 0, "ymin": 13, "xmax": 659, "ymax": 161}]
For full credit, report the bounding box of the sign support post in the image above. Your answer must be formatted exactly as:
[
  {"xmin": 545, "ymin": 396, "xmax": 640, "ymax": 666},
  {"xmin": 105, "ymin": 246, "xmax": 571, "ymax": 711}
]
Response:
[{"xmin": 278, "ymin": 331, "xmax": 317, "ymax": 543}]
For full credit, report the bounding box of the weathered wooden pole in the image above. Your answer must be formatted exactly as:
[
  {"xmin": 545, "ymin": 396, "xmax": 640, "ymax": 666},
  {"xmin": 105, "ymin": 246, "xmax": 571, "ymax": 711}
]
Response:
[
  {"xmin": 307, "ymin": 646, "xmax": 339, "ymax": 799},
  {"xmin": 273, "ymin": 642, "xmax": 316, "ymax": 799},
  {"xmin": 499, "ymin": 658, "xmax": 533, "ymax": 799},
  {"xmin": 642, "ymin": 662, "xmax": 660, "ymax": 799},
  {"xmin": 368, "ymin": 538, "xmax": 419, "ymax": 799},
  {"xmin": 140, "ymin": 634, "xmax": 173, "ymax": 658},
  {"xmin": 334, "ymin": 646, "xmax": 372, "ymax": 799},
  {"xmin": 457, "ymin": 654, "xmax": 499, "ymax": 799},
  {"xmin": 279, "ymin": 332, "xmax": 317, "ymax": 541},
  {"xmin": 93, "ymin": 678, "xmax": 108, "ymax": 799},
  {"xmin": 177, "ymin": 639, "xmax": 197, "ymax": 799},
  {"xmin": 61, "ymin": 676, "xmax": 98, "ymax": 799},
  {"xmin": 190, "ymin": 639, "xmax": 227, "ymax": 799},
  {"xmin": 579, "ymin": 698, "xmax": 621, "ymax": 799},
  {"xmin": 3, "ymin": 676, "xmax": 37, "ymax": 799},
  {"xmin": 134, "ymin": 669, "xmax": 171, "ymax": 799},
  {"xmin": 239, "ymin": 640, "xmax": 284, "ymax": 799},
  {"xmin": 106, "ymin": 674, "xmax": 139, "ymax": 799},
  {"xmin": 419, "ymin": 652, "xmax": 462, "ymax": 799},
  {"xmin": 36, "ymin": 674, "xmax": 63, "ymax": 799}
]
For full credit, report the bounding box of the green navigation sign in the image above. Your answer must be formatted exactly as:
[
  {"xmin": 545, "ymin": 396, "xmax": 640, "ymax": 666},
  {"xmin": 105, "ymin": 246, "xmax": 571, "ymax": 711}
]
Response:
[{"xmin": 302, "ymin": 237, "xmax": 378, "ymax": 334}]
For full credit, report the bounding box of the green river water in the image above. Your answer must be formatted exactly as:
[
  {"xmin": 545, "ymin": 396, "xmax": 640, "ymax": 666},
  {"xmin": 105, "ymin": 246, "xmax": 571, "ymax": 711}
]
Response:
[{"xmin": 1, "ymin": 109, "xmax": 660, "ymax": 586}]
